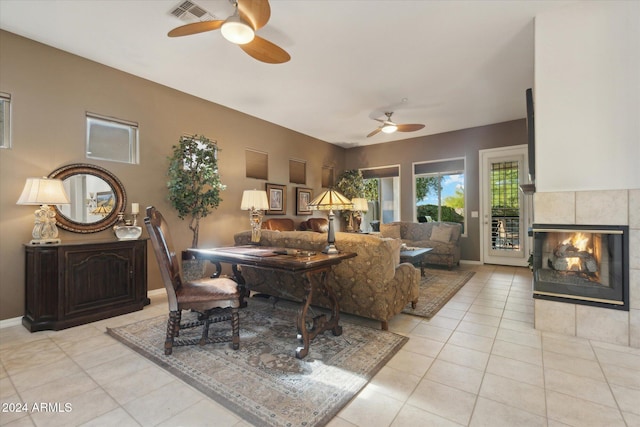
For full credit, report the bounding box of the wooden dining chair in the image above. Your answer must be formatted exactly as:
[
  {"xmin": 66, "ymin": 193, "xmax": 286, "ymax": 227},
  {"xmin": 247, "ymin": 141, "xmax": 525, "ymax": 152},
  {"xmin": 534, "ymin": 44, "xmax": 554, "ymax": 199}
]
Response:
[{"xmin": 144, "ymin": 206, "xmax": 240, "ymax": 355}]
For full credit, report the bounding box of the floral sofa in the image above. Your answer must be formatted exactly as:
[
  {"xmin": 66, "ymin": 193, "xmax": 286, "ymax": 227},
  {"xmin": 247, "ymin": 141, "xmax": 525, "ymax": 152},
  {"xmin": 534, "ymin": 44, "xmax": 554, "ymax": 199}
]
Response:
[
  {"xmin": 234, "ymin": 230, "xmax": 420, "ymax": 330},
  {"xmin": 380, "ymin": 221, "xmax": 462, "ymax": 269}
]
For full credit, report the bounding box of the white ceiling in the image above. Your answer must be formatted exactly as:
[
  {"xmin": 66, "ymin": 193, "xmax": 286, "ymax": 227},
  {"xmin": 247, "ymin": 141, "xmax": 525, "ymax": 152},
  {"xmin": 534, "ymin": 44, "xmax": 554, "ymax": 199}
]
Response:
[{"xmin": 0, "ymin": 0, "xmax": 574, "ymax": 148}]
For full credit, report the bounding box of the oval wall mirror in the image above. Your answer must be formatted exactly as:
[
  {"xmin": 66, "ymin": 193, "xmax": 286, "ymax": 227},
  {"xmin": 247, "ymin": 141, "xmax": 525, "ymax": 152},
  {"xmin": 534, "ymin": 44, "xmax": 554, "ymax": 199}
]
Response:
[{"xmin": 48, "ymin": 163, "xmax": 127, "ymax": 233}]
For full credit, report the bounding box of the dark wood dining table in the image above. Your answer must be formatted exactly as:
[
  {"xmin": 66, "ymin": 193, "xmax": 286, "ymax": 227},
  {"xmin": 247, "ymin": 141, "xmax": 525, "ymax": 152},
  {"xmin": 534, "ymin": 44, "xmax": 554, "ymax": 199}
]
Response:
[{"xmin": 187, "ymin": 245, "xmax": 356, "ymax": 358}]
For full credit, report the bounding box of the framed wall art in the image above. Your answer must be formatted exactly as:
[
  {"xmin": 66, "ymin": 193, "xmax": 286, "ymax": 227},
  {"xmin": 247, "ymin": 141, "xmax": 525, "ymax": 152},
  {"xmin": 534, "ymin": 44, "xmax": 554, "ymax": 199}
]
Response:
[
  {"xmin": 265, "ymin": 183, "xmax": 287, "ymax": 215},
  {"xmin": 296, "ymin": 187, "xmax": 312, "ymax": 215}
]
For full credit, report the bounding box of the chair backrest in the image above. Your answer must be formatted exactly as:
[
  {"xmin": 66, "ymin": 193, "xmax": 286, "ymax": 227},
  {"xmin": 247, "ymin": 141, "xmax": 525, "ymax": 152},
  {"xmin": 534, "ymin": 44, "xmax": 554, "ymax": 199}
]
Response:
[{"xmin": 144, "ymin": 206, "xmax": 181, "ymax": 310}]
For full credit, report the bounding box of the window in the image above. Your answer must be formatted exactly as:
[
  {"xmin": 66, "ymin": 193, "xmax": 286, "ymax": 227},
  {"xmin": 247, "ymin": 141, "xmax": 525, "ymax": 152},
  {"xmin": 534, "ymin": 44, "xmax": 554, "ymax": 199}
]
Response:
[
  {"xmin": 414, "ymin": 158, "xmax": 465, "ymax": 233},
  {"xmin": 321, "ymin": 166, "xmax": 334, "ymax": 188},
  {"xmin": 289, "ymin": 159, "xmax": 306, "ymax": 184},
  {"xmin": 0, "ymin": 93, "xmax": 11, "ymax": 149},
  {"xmin": 490, "ymin": 160, "xmax": 520, "ymax": 250},
  {"xmin": 361, "ymin": 165, "xmax": 401, "ymax": 228},
  {"xmin": 246, "ymin": 149, "xmax": 268, "ymax": 180},
  {"xmin": 86, "ymin": 113, "xmax": 139, "ymax": 164}
]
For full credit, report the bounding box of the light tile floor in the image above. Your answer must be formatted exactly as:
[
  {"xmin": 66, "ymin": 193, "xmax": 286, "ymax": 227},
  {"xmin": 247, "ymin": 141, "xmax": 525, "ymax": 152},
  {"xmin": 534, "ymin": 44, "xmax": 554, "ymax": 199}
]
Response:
[{"xmin": 1, "ymin": 264, "xmax": 639, "ymax": 426}]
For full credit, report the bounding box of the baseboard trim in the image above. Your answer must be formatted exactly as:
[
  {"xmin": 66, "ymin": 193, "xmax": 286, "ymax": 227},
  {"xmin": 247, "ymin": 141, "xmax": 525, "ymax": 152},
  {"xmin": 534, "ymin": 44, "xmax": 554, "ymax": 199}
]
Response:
[
  {"xmin": 460, "ymin": 260, "xmax": 482, "ymax": 265},
  {"xmin": 148, "ymin": 288, "xmax": 165, "ymax": 297},
  {"xmin": 1, "ymin": 291, "xmax": 165, "ymax": 330},
  {"xmin": 0, "ymin": 316, "xmax": 22, "ymax": 329}
]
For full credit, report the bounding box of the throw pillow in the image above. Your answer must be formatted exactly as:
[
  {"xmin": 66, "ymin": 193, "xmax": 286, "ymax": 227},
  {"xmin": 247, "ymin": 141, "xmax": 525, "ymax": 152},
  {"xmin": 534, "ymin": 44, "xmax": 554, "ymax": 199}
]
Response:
[
  {"xmin": 380, "ymin": 223, "xmax": 401, "ymax": 239},
  {"xmin": 430, "ymin": 225, "xmax": 452, "ymax": 243}
]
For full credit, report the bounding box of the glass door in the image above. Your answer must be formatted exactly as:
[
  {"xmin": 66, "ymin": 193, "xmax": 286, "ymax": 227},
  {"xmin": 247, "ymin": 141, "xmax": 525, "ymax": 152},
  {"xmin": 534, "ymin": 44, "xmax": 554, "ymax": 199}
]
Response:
[{"xmin": 480, "ymin": 146, "xmax": 530, "ymax": 266}]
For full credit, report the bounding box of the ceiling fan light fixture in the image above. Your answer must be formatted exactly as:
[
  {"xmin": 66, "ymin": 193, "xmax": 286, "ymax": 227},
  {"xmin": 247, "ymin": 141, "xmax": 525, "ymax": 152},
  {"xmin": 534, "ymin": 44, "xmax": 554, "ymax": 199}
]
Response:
[
  {"xmin": 381, "ymin": 123, "xmax": 398, "ymax": 134},
  {"xmin": 221, "ymin": 15, "xmax": 255, "ymax": 44}
]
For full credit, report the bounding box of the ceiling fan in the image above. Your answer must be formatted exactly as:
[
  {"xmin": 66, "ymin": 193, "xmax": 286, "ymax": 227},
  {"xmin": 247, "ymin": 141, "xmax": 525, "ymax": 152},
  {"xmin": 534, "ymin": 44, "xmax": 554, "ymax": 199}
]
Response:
[
  {"xmin": 366, "ymin": 112, "xmax": 425, "ymax": 137},
  {"xmin": 167, "ymin": 0, "xmax": 290, "ymax": 64}
]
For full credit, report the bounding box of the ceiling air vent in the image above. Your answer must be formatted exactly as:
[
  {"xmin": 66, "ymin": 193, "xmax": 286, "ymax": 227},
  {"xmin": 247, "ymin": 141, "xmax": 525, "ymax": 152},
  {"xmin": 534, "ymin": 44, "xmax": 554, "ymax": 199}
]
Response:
[{"xmin": 169, "ymin": 1, "xmax": 214, "ymax": 22}]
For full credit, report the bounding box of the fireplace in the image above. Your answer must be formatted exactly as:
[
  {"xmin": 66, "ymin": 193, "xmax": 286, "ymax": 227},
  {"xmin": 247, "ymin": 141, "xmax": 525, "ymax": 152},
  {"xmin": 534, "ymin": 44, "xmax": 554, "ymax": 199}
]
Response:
[{"xmin": 531, "ymin": 224, "xmax": 629, "ymax": 310}]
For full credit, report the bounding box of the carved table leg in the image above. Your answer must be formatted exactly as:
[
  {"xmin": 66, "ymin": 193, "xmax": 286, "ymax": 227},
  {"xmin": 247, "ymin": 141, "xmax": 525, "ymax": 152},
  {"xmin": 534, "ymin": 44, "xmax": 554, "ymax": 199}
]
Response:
[
  {"xmin": 231, "ymin": 264, "xmax": 248, "ymax": 308},
  {"xmin": 295, "ymin": 269, "xmax": 341, "ymax": 359},
  {"xmin": 209, "ymin": 261, "xmax": 222, "ymax": 278},
  {"xmin": 295, "ymin": 273, "xmax": 314, "ymax": 359}
]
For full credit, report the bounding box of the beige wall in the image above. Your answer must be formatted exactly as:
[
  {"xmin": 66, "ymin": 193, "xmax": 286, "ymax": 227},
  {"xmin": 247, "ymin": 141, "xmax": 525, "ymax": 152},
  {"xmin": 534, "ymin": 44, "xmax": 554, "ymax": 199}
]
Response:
[
  {"xmin": 0, "ymin": 31, "xmax": 345, "ymax": 320},
  {"xmin": 345, "ymin": 120, "xmax": 527, "ymax": 261},
  {"xmin": 0, "ymin": 29, "xmax": 528, "ymax": 322}
]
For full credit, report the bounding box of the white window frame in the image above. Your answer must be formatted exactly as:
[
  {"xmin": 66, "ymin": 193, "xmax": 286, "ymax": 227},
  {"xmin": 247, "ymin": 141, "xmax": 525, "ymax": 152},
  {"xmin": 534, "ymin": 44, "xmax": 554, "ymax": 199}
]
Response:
[
  {"xmin": 0, "ymin": 92, "xmax": 11, "ymax": 149},
  {"xmin": 86, "ymin": 112, "xmax": 139, "ymax": 164},
  {"xmin": 413, "ymin": 157, "xmax": 467, "ymax": 236}
]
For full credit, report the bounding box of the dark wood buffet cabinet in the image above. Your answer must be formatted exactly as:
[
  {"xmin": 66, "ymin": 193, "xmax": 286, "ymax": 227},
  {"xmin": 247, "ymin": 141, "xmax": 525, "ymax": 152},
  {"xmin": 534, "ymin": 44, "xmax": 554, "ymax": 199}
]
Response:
[{"xmin": 23, "ymin": 239, "xmax": 150, "ymax": 332}]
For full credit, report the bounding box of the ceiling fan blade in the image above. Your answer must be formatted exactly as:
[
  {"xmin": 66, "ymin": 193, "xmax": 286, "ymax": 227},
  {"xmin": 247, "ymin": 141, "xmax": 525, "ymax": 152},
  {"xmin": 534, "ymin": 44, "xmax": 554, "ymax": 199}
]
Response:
[
  {"xmin": 238, "ymin": 0, "xmax": 271, "ymax": 30},
  {"xmin": 396, "ymin": 124, "xmax": 425, "ymax": 132},
  {"xmin": 168, "ymin": 20, "xmax": 224, "ymax": 37},
  {"xmin": 239, "ymin": 35, "xmax": 290, "ymax": 64},
  {"xmin": 366, "ymin": 128, "xmax": 382, "ymax": 138}
]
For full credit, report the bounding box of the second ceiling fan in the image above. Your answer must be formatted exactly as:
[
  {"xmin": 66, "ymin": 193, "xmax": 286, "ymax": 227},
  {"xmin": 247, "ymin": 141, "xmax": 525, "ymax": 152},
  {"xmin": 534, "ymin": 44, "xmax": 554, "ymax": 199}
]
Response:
[
  {"xmin": 367, "ymin": 112, "xmax": 425, "ymax": 138},
  {"xmin": 167, "ymin": 0, "xmax": 290, "ymax": 64}
]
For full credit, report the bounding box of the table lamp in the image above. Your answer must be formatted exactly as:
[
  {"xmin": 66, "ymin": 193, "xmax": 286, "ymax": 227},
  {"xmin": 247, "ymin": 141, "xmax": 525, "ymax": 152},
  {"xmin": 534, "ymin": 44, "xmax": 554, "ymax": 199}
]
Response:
[
  {"xmin": 307, "ymin": 189, "xmax": 353, "ymax": 254},
  {"xmin": 241, "ymin": 189, "xmax": 269, "ymax": 243},
  {"xmin": 91, "ymin": 205, "xmax": 112, "ymax": 217},
  {"xmin": 17, "ymin": 177, "xmax": 71, "ymax": 244},
  {"xmin": 351, "ymin": 198, "xmax": 369, "ymax": 232}
]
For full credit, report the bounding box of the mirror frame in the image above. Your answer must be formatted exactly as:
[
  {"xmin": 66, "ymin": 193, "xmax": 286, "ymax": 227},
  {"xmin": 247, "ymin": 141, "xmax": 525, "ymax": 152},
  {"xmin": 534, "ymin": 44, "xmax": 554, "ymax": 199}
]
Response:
[{"xmin": 48, "ymin": 163, "xmax": 127, "ymax": 233}]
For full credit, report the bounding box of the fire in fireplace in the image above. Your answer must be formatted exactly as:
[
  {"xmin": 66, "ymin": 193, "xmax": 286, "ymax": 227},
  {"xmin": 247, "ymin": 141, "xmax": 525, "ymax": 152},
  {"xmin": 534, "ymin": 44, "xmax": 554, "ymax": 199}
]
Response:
[{"xmin": 532, "ymin": 224, "xmax": 629, "ymax": 310}]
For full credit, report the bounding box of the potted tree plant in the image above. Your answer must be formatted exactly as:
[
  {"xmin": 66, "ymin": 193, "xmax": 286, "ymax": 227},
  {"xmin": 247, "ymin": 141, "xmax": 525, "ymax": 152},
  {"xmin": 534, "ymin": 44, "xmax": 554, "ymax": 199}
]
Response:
[
  {"xmin": 336, "ymin": 169, "xmax": 365, "ymax": 231},
  {"xmin": 167, "ymin": 134, "xmax": 226, "ymax": 277}
]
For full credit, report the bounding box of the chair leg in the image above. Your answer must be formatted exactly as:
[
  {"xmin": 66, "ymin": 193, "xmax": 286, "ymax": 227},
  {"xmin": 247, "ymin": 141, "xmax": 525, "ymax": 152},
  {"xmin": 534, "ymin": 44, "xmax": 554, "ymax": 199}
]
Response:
[
  {"xmin": 200, "ymin": 315, "xmax": 211, "ymax": 346},
  {"xmin": 173, "ymin": 310, "xmax": 182, "ymax": 337},
  {"xmin": 231, "ymin": 307, "xmax": 240, "ymax": 350},
  {"xmin": 165, "ymin": 310, "xmax": 180, "ymax": 355}
]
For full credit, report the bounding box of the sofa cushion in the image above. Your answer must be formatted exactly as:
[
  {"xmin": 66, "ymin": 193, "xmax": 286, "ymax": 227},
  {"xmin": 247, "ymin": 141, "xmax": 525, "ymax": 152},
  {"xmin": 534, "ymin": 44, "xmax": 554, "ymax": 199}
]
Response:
[
  {"xmin": 430, "ymin": 225, "xmax": 453, "ymax": 243},
  {"xmin": 380, "ymin": 223, "xmax": 401, "ymax": 239},
  {"xmin": 403, "ymin": 222, "xmax": 431, "ymax": 241}
]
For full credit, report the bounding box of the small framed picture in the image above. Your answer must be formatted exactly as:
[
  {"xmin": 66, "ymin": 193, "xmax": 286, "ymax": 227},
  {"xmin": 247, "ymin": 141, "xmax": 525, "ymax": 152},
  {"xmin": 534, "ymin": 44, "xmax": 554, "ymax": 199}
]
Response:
[
  {"xmin": 96, "ymin": 191, "xmax": 115, "ymax": 209},
  {"xmin": 296, "ymin": 187, "xmax": 313, "ymax": 215},
  {"xmin": 266, "ymin": 183, "xmax": 287, "ymax": 215}
]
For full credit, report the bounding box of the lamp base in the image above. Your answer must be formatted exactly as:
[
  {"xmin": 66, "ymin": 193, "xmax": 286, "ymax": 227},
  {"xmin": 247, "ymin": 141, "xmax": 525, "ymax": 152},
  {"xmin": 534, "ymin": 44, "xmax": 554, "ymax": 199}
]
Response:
[
  {"xmin": 249, "ymin": 209, "xmax": 263, "ymax": 243},
  {"xmin": 29, "ymin": 238, "xmax": 61, "ymax": 245},
  {"xmin": 322, "ymin": 244, "xmax": 339, "ymax": 255}
]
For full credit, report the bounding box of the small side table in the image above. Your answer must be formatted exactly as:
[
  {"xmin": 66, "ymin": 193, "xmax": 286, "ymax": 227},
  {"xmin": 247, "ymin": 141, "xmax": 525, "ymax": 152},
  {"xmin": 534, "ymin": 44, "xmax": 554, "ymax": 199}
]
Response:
[{"xmin": 400, "ymin": 247, "xmax": 433, "ymax": 276}]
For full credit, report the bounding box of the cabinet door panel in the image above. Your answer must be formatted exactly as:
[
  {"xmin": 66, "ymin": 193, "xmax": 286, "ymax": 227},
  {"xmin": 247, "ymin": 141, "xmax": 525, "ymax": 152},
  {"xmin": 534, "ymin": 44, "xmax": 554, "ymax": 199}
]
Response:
[{"xmin": 63, "ymin": 246, "xmax": 135, "ymax": 316}]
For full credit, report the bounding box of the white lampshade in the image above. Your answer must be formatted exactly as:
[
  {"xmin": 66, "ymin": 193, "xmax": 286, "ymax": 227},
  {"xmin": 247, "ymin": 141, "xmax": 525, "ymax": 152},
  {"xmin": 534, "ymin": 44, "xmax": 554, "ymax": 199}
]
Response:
[
  {"xmin": 351, "ymin": 198, "xmax": 369, "ymax": 212},
  {"xmin": 16, "ymin": 178, "xmax": 70, "ymax": 205},
  {"xmin": 17, "ymin": 177, "xmax": 70, "ymax": 245},
  {"xmin": 308, "ymin": 189, "xmax": 353, "ymax": 211},
  {"xmin": 241, "ymin": 190, "xmax": 269, "ymax": 211},
  {"xmin": 221, "ymin": 15, "xmax": 255, "ymax": 45}
]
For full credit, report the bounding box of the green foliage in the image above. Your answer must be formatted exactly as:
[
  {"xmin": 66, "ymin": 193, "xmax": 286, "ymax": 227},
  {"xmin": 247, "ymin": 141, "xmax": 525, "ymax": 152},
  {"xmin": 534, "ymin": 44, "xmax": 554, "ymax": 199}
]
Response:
[
  {"xmin": 336, "ymin": 169, "xmax": 365, "ymax": 224},
  {"xmin": 336, "ymin": 169, "xmax": 365, "ymax": 200},
  {"xmin": 363, "ymin": 178, "xmax": 378, "ymax": 201},
  {"xmin": 167, "ymin": 135, "xmax": 226, "ymax": 248},
  {"xmin": 416, "ymin": 176, "xmax": 442, "ymax": 201},
  {"xmin": 444, "ymin": 186, "xmax": 465, "ymax": 209},
  {"xmin": 417, "ymin": 204, "xmax": 464, "ymax": 223},
  {"xmin": 490, "ymin": 164, "xmax": 520, "ymax": 209}
]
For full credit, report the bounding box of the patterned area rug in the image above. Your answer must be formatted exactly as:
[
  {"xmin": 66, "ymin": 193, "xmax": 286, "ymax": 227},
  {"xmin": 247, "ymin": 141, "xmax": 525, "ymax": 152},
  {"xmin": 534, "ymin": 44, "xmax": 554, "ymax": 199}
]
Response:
[
  {"xmin": 403, "ymin": 268, "xmax": 475, "ymax": 318},
  {"xmin": 107, "ymin": 298, "xmax": 407, "ymax": 427}
]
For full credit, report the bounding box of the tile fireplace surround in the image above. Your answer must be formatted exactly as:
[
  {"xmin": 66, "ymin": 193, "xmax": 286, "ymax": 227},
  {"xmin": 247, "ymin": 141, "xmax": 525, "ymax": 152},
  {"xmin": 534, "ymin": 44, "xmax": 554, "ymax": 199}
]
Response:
[{"xmin": 533, "ymin": 189, "xmax": 639, "ymax": 348}]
